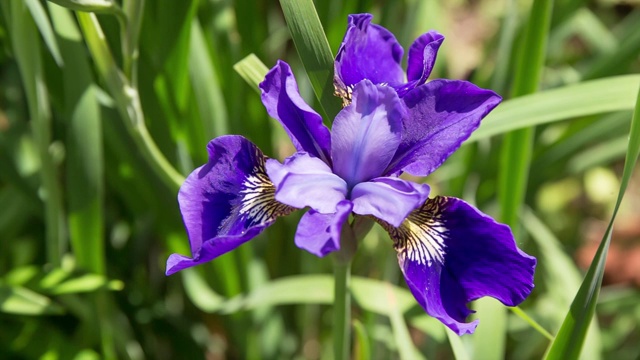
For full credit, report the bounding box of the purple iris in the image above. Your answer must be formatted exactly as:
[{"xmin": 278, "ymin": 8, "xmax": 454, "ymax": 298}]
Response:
[{"xmin": 166, "ymin": 13, "xmax": 536, "ymax": 335}]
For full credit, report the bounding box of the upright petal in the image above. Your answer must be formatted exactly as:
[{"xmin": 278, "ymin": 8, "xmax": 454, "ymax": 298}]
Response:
[
  {"xmin": 295, "ymin": 200, "xmax": 353, "ymax": 257},
  {"xmin": 265, "ymin": 153, "xmax": 348, "ymax": 214},
  {"xmin": 260, "ymin": 60, "xmax": 332, "ymax": 164},
  {"xmin": 386, "ymin": 80, "xmax": 501, "ymax": 177},
  {"xmin": 332, "ymin": 80, "xmax": 406, "ymax": 188},
  {"xmin": 166, "ymin": 136, "xmax": 294, "ymax": 275},
  {"xmin": 379, "ymin": 196, "xmax": 536, "ymax": 335},
  {"xmin": 406, "ymin": 31, "xmax": 445, "ymax": 84},
  {"xmin": 351, "ymin": 177, "xmax": 430, "ymax": 227},
  {"xmin": 335, "ymin": 13, "xmax": 404, "ymax": 90}
]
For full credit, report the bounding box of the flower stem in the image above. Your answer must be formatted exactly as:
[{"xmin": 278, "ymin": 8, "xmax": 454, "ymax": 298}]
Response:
[{"xmin": 333, "ymin": 259, "xmax": 351, "ymax": 360}]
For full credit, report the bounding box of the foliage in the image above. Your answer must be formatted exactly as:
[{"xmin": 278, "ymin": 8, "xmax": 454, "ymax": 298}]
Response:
[{"xmin": 0, "ymin": 0, "xmax": 639, "ymax": 359}]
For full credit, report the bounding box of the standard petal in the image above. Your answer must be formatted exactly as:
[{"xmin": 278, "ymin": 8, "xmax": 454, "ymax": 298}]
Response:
[
  {"xmin": 331, "ymin": 80, "xmax": 406, "ymax": 187},
  {"xmin": 295, "ymin": 200, "xmax": 353, "ymax": 257},
  {"xmin": 406, "ymin": 31, "xmax": 445, "ymax": 85},
  {"xmin": 166, "ymin": 136, "xmax": 294, "ymax": 275},
  {"xmin": 379, "ymin": 196, "xmax": 536, "ymax": 335},
  {"xmin": 335, "ymin": 13, "xmax": 404, "ymax": 90},
  {"xmin": 386, "ymin": 80, "xmax": 502, "ymax": 177},
  {"xmin": 260, "ymin": 60, "xmax": 332, "ymax": 164},
  {"xmin": 265, "ymin": 153, "xmax": 348, "ymax": 213},
  {"xmin": 351, "ymin": 177, "xmax": 430, "ymax": 227}
]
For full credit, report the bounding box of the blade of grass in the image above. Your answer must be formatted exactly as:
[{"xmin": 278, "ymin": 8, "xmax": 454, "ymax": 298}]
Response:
[
  {"xmin": 189, "ymin": 19, "xmax": 228, "ymax": 138},
  {"xmin": 25, "ymin": 0, "xmax": 64, "ymax": 67},
  {"xmin": 234, "ymin": 54, "xmax": 270, "ymax": 94},
  {"xmin": 491, "ymin": 0, "xmax": 553, "ymax": 358},
  {"xmin": 76, "ymin": 12, "xmax": 184, "ymax": 192},
  {"xmin": 279, "ymin": 0, "xmax": 341, "ymax": 120},
  {"xmin": 470, "ymin": 75, "xmax": 640, "ymax": 142},
  {"xmin": 545, "ymin": 83, "xmax": 640, "ymax": 360},
  {"xmin": 10, "ymin": 0, "xmax": 66, "ymax": 267},
  {"xmin": 386, "ymin": 283, "xmax": 425, "ymax": 360},
  {"xmin": 509, "ymin": 307, "xmax": 554, "ymax": 341}
]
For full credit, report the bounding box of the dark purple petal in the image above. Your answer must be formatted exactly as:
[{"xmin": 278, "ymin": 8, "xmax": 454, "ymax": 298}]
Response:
[
  {"xmin": 351, "ymin": 177, "xmax": 430, "ymax": 227},
  {"xmin": 295, "ymin": 200, "xmax": 353, "ymax": 257},
  {"xmin": 260, "ymin": 60, "xmax": 332, "ymax": 164},
  {"xmin": 166, "ymin": 136, "xmax": 294, "ymax": 276},
  {"xmin": 406, "ymin": 31, "xmax": 445, "ymax": 85},
  {"xmin": 380, "ymin": 196, "xmax": 536, "ymax": 335},
  {"xmin": 331, "ymin": 80, "xmax": 406, "ymax": 187},
  {"xmin": 265, "ymin": 153, "xmax": 348, "ymax": 213},
  {"xmin": 386, "ymin": 80, "xmax": 502, "ymax": 177},
  {"xmin": 335, "ymin": 13, "xmax": 404, "ymax": 90}
]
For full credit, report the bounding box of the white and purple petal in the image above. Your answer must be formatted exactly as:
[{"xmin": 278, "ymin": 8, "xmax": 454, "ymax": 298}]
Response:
[
  {"xmin": 166, "ymin": 136, "xmax": 294, "ymax": 275},
  {"xmin": 380, "ymin": 196, "xmax": 536, "ymax": 335},
  {"xmin": 266, "ymin": 153, "xmax": 348, "ymax": 214},
  {"xmin": 331, "ymin": 80, "xmax": 406, "ymax": 187},
  {"xmin": 295, "ymin": 200, "xmax": 353, "ymax": 257},
  {"xmin": 385, "ymin": 80, "xmax": 502, "ymax": 177},
  {"xmin": 260, "ymin": 60, "xmax": 332, "ymax": 164},
  {"xmin": 351, "ymin": 177, "xmax": 430, "ymax": 227},
  {"xmin": 335, "ymin": 13, "xmax": 404, "ymax": 90}
]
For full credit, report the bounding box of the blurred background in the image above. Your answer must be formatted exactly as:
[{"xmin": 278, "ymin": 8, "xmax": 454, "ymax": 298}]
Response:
[{"xmin": 0, "ymin": 0, "xmax": 639, "ymax": 359}]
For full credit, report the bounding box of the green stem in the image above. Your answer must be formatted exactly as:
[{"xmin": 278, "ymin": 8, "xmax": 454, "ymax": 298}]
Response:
[{"xmin": 333, "ymin": 259, "xmax": 351, "ymax": 360}]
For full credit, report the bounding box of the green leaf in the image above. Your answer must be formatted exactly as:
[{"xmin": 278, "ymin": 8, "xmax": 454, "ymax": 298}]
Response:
[
  {"xmin": 233, "ymin": 54, "xmax": 269, "ymax": 94},
  {"xmin": 445, "ymin": 327, "xmax": 470, "ymax": 360},
  {"xmin": 49, "ymin": 3, "xmax": 105, "ymax": 275},
  {"xmin": 48, "ymin": 274, "xmax": 123, "ymax": 295},
  {"xmin": 0, "ymin": 285, "xmax": 64, "ymax": 315},
  {"xmin": 25, "ymin": 0, "xmax": 64, "ymax": 67},
  {"xmin": 189, "ymin": 19, "xmax": 228, "ymax": 139},
  {"xmin": 545, "ymin": 84, "xmax": 640, "ymax": 359},
  {"xmin": 279, "ymin": 0, "xmax": 341, "ymax": 120},
  {"xmin": 469, "ymin": 75, "xmax": 640, "ymax": 142}
]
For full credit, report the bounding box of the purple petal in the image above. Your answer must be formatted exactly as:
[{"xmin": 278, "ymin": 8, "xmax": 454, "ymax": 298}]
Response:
[
  {"xmin": 260, "ymin": 60, "xmax": 332, "ymax": 164},
  {"xmin": 265, "ymin": 153, "xmax": 348, "ymax": 213},
  {"xmin": 351, "ymin": 177, "xmax": 430, "ymax": 227},
  {"xmin": 406, "ymin": 31, "xmax": 445, "ymax": 84},
  {"xmin": 166, "ymin": 136, "xmax": 294, "ymax": 275},
  {"xmin": 335, "ymin": 13, "xmax": 404, "ymax": 90},
  {"xmin": 380, "ymin": 196, "xmax": 536, "ymax": 335},
  {"xmin": 331, "ymin": 80, "xmax": 406, "ymax": 187},
  {"xmin": 295, "ymin": 200, "xmax": 353, "ymax": 257},
  {"xmin": 386, "ymin": 80, "xmax": 502, "ymax": 177}
]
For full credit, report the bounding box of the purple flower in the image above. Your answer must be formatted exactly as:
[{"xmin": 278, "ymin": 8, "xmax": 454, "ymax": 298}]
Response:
[{"xmin": 166, "ymin": 15, "xmax": 536, "ymax": 335}]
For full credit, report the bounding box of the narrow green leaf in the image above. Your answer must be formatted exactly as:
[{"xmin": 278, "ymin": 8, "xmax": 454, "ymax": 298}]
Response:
[
  {"xmin": 233, "ymin": 54, "xmax": 270, "ymax": 94},
  {"xmin": 469, "ymin": 75, "xmax": 640, "ymax": 142},
  {"xmin": 0, "ymin": 285, "xmax": 64, "ymax": 315},
  {"xmin": 25, "ymin": 0, "xmax": 64, "ymax": 67},
  {"xmin": 385, "ymin": 283, "xmax": 425, "ymax": 360},
  {"xmin": 181, "ymin": 268, "xmax": 225, "ymax": 313},
  {"xmin": 445, "ymin": 327, "xmax": 470, "ymax": 360},
  {"xmin": 545, "ymin": 84, "xmax": 640, "ymax": 359},
  {"xmin": 279, "ymin": 0, "xmax": 341, "ymax": 119},
  {"xmin": 49, "ymin": 3, "xmax": 105, "ymax": 275},
  {"xmin": 48, "ymin": 274, "xmax": 123, "ymax": 295},
  {"xmin": 493, "ymin": 1, "xmax": 553, "ymax": 358},
  {"xmin": 189, "ymin": 19, "xmax": 228, "ymax": 138},
  {"xmin": 11, "ymin": 0, "xmax": 66, "ymax": 266},
  {"xmin": 509, "ymin": 307, "xmax": 554, "ymax": 341},
  {"xmin": 352, "ymin": 320, "xmax": 371, "ymax": 360}
]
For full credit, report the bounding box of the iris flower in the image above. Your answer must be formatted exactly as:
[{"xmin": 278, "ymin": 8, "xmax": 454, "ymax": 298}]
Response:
[{"xmin": 166, "ymin": 14, "xmax": 536, "ymax": 335}]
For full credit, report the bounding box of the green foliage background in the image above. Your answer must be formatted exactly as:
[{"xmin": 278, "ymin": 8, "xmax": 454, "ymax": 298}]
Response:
[{"xmin": 0, "ymin": 0, "xmax": 639, "ymax": 359}]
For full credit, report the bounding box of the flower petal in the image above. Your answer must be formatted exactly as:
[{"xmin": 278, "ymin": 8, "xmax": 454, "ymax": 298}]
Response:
[
  {"xmin": 331, "ymin": 80, "xmax": 406, "ymax": 187},
  {"xmin": 379, "ymin": 196, "xmax": 536, "ymax": 335},
  {"xmin": 265, "ymin": 153, "xmax": 348, "ymax": 213},
  {"xmin": 166, "ymin": 136, "xmax": 294, "ymax": 275},
  {"xmin": 351, "ymin": 177, "xmax": 430, "ymax": 227},
  {"xmin": 295, "ymin": 200, "xmax": 353, "ymax": 257},
  {"xmin": 406, "ymin": 31, "xmax": 445, "ymax": 85},
  {"xmin": 386, "ymin": 80, "xmax": 502, "ymax": 177},
  {"xmin": 260, "ymin": 60, "xmax": 332, "ymax": 164},
  {"xmin": 335, "ymin": 13, "xmax": 404, "ymax": 90}
]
